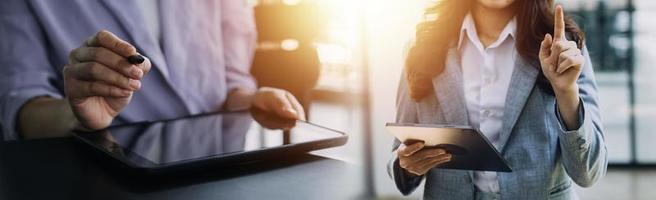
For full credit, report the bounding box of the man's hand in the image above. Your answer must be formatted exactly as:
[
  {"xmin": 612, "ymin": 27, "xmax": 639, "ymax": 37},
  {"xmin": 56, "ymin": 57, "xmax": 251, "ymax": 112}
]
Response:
[
  {"xmin": 250, "ymin": 87, "xmax": 306, "ymax": 130},
  {"xmin": 63, "ymin": 30, "xmax": 151, "ymax": 130},
  {"xmin": 397, "ymin": 141, "xmax": 452, "ymax": 176}
]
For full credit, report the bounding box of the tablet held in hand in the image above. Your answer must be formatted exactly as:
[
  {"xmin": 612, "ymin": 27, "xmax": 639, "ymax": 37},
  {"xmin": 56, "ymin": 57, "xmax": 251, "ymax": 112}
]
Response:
[{"xmin": 386, "ymin": 123, "xmax": 512, "ymax": 172}]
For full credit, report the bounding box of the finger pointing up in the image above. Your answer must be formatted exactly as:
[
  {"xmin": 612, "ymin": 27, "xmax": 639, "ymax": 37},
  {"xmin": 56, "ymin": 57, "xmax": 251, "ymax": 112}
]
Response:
[{"xmin": 553, "ymin": 5, "xmax": 566, "ymax": 41}]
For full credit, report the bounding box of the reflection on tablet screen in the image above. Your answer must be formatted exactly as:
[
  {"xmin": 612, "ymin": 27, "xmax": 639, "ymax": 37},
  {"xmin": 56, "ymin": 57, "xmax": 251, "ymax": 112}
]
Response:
[{"xmin": 78, "ymin": 112, "xmax": 344, "ymax": 165}]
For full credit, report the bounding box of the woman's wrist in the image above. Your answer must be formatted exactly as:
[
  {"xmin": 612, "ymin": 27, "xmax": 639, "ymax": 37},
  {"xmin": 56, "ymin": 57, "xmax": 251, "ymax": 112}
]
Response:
[
  {"xmin": 553, "ymin": 84, "xmax": 581, "ymax": 130},
  {"xmin": 553, "ymin": 83, "xmax": 578, "ymax": 97},
  {"xmin": 554, "ymin": 84, "xmax": 580, "ymax": 109}
]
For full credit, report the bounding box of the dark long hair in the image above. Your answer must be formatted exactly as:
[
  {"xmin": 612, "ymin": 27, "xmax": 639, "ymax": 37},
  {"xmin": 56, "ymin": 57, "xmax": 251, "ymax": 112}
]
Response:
[{"xmin": 405, "ymin": 0, "xmax": 584, "ymax": 101}]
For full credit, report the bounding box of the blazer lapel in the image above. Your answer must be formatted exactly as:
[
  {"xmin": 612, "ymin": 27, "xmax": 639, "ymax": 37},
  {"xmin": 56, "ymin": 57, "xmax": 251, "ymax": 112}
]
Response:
[
  {"xmin": 100, "ymin": 0, "xmax": 170, "ymax": 78},
  {"xmin": 496, "ymin": 57, "xmax": 539, "ymax": 151},
  {"xmin": 432, "ymin": 49, "xmax": 469, "ymax": 125}
]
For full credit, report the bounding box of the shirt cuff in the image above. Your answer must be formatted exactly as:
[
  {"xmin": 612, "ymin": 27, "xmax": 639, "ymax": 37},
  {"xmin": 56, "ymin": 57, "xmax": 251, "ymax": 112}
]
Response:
[
  {"xmin": 388, "ymin": 150, "xmax": 423, "ymax": 195},
  {"xmin": 554, "ymin": 97, "xmax": 591, "ymax": 150},
  {"xmin": 1, "ymin": 87, "xmax": 62, "ymax": 140}
]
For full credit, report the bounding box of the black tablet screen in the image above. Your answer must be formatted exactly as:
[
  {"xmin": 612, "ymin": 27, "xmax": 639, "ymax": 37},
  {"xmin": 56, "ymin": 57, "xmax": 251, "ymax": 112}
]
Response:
[{"xmin": 75, "ymin": 112, "xmax": 345, "ymax": 166}]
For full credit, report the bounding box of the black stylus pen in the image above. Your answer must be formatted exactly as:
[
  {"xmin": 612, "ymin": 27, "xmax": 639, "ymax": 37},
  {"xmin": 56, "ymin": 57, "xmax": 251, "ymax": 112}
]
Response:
[{"xmin": 127, "ymin": 54, "xmax": 145, "ymax": 64}]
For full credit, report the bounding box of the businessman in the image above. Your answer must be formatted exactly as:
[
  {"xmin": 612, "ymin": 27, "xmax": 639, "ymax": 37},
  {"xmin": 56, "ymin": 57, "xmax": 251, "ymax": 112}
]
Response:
[{"xmin": 0, "ymin": 0, "xmax": 304, "ymax": 140}]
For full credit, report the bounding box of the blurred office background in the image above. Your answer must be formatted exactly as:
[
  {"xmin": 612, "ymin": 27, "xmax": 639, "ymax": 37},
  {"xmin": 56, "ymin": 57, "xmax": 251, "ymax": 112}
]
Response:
[{"xmin": 250, "ymin": 0, "xmax": 655, "ymax": 199}]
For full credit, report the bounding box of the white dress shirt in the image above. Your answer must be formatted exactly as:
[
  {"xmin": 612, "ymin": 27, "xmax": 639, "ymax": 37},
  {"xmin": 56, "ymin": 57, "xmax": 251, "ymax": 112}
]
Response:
[
  {"xmin": 459, "ymin": 13, "xmax": 517, "ymax": 193},
  {"xmin": 136, "ymin": 0, "xmax": 161, "ymax": 41}
]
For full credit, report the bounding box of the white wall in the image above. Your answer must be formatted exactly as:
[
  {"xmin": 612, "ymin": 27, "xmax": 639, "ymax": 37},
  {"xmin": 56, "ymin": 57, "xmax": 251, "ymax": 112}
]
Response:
[{"xmin": 633, "ymin": 2, "xmax": 656, "ymax": 162}]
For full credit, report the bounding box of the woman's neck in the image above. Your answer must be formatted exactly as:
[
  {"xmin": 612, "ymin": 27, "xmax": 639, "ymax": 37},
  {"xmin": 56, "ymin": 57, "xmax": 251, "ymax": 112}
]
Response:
[{"xmin": 471, "ymin": 3, "xmax": 515, "ymax": 48}]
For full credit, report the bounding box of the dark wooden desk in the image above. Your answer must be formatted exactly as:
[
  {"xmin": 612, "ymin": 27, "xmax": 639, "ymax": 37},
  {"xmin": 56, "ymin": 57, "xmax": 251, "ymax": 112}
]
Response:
[{"xmin": 0, "ymin": 138, "xmax": 366, "ymax": 200}]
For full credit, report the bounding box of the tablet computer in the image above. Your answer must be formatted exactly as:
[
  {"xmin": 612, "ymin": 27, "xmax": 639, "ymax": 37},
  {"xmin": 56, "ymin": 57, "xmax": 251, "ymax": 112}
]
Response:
[
  {"xmin": 72, "ymin": 111, "xmax": 347, "ymax": 174},
  {"xmin": 386, "ymin": 123, "xmax": 511, "ymax": 172}
]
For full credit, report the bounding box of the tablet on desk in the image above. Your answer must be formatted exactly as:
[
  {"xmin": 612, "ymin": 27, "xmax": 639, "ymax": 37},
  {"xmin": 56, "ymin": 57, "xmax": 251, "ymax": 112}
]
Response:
[
  {"xmin": 72, "ymin": 111, "xmax": 347, "ymax": 174},
  {"xmin": 386, "ymin": 123, "xmax": 512, "ymax": 172}
]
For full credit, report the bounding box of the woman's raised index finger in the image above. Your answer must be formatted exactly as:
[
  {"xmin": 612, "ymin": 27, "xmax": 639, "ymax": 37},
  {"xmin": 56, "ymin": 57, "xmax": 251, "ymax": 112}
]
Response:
[{"xmin": 554, "ymin": 5, "xmax": 566, "ymax": 41}]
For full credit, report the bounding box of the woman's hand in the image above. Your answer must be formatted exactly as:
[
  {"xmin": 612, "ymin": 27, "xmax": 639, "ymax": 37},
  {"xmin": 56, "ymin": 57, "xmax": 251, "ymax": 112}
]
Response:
[
  {"xmin": 397, "ymin": 141, "xmax": 452, "ymax": 176},
  {"xmin": 539, "ymin": 5, "xmax": 583, "ymax": 94},
  {"xmin": 63, "ymin": 30, "xmax": 151, "ymax": 130},
  {"xmin": 538, "ymin": 5, "xmax": 583, "ymax": 130}
]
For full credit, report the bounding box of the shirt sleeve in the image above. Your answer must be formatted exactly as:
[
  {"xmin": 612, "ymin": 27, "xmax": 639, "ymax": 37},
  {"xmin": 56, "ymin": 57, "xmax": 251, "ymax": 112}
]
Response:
[
  {"xmin": 387, "ymin": 71, "xmax": 425, "ymax": 195},
  {"xmin": 388, "ymin": 139, "xmax": 424, "ymax": 195},
  {"xmin": 0, "ymin": 1, "xmax": 64, "ymax": 140},
  {"xmin": 221, "ymin": 0, "xmax": 257, "ymax": 91},
  {"xmin": 554, "ymin": 46, "xmax": 607, "ymax": 188}
]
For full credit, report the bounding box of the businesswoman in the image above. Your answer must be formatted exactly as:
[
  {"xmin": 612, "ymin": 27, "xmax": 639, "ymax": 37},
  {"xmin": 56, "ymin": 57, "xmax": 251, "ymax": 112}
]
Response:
[{"xmin": 388, "ymin": 0, "xmax": 606, "ymax": 199}]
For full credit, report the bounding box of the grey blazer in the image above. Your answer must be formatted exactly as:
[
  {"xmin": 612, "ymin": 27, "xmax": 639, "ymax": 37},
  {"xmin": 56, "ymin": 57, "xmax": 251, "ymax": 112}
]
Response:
[{"xmin": 387, "ymin": 47, "xmax": 607, "ymax": 200}]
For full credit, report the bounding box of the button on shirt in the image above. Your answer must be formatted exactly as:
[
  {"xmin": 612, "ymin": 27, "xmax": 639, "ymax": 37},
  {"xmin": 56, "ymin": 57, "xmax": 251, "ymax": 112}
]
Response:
[{"xmin": 459, "ymin": 14, "xmax": 517, "ymax": 193}]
